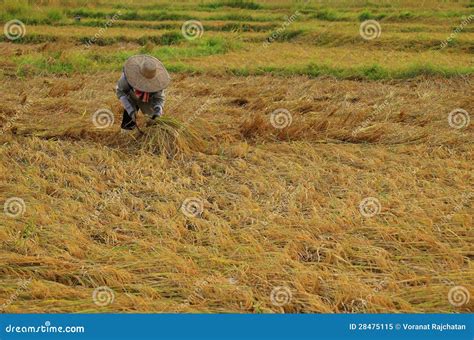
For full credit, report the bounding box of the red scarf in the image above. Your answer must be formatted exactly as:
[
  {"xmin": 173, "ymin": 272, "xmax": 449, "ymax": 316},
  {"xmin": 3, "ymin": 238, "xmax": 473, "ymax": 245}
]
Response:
[{"xmin": 134, "ymin": 90, "xmax": 150, "ymax": 103}]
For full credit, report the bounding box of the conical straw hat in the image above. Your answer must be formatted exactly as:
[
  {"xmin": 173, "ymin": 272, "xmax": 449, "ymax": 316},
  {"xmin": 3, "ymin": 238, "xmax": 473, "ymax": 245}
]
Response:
[{"xmin": 124, "ymin": 55, "xmax": 170, "ymax": 92}]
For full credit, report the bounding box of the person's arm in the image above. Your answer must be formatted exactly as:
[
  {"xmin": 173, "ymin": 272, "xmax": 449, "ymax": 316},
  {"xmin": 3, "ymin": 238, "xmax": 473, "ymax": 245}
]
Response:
[
  {"xmin": 150, "ymin": 90, "xmax": 165, "ymax": 117},
  {"xmin": 115, "ymin": 73, "xmax": 136, "ymax": 119}
]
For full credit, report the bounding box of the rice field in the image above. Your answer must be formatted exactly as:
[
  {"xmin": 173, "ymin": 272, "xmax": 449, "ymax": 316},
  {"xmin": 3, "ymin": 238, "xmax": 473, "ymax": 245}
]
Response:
[{"xmin": 0, "ymin": 0, "xmax": 473, "ymax": 313}]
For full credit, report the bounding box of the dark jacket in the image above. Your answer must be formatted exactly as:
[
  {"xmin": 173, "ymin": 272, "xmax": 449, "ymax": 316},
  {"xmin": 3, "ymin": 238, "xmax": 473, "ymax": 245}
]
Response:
[{"xmin": 116, "ymin": 73, "xmax": 165, "ymax": 118}]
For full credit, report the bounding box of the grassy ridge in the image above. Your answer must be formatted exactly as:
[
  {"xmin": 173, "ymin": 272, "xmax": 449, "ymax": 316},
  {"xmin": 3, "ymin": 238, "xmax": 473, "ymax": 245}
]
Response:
[
  {"xmin": 1, "ymin": 0, "xmax": 472, "ymax": 25},
  {"xmin": 9, "ymin": 50, "xmax": 473, "ymax": 80},
  {"xmin": 3, "ymin": 25, "xmax": 473, "ymax": 55},
  {"xmin": 0, "ymin": 0, "xmax": 472, "ymax": 79},
  {"xmin": 9, "ymin": 37, "xmax": 239, "ymax": 75}
]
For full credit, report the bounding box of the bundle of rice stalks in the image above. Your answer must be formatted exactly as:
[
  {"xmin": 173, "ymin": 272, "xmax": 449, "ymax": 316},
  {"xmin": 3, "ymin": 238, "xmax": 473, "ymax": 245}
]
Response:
[{"xmin": 137, "ymin": 115, "xmax": 205, "ymax": 158}]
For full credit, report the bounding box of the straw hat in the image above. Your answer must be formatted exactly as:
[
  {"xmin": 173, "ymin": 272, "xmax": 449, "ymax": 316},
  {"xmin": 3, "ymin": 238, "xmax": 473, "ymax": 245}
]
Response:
[{"xmin": 124, "ymin": 55, "xmax": 170, "ymax": 93}]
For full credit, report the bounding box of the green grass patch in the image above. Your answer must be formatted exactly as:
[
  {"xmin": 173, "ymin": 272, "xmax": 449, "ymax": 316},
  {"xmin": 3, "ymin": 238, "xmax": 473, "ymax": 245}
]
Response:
[
  {"xmin": 286, "ymin": 62, "xmax": 472, "ymax": 80},
  {"xmin": 224, "ymin": 63, "xmax": 473, "ymax": 80},
  {"xmin": 1, "ymin": 34, "xmax": 58, "ymax": 44},
  {"xmin": 396, "ymin": 63, "xmax": 473, "ymax": 78},
  {"xmin": 64, "ymin": 8, "xmax": 278, "ymax": 22},
  {"xmin": 158, "ymin": 31, "xmax": 185, "ymax": 45},
  {"xmin": 380, "ymin": 10, "xmax": 418, "ymax": 21},
  {"xmin": 75, "ymin": 20, "xmax": 175, "ymax": 31},
  {"xmin": 5, "ymin": 31, "xmax": 243, "ymax": 49},
  {"xmin": 207, "ymin": 13, "xmax": 277, "ymax": 22},
  {"xmin": 397, "ymin": 11, "xmax": 416, "ymax": 20},
  {"xmin": 358, "ymin": 10, "xmax": 387, "ymax": 21},
  {"xmin": 165, "ymin": 64, "xmax": 201, "ymax": 73},
  {"xmin": 202, "ymin": 0, "xmax": 262, "ymax": 10},
  {"xmin": 218, "ymin": 22, "xmax": 277, "ymax": 32},
  {"xmin": 310, "ymin": 9, "xmax": 350, "ymax": 21},
  {"xmin": 15, "ymin": 53, "xmax": 78, "ymax": 76},
  {"xmin": 10, "ymin": 36, "xmax": 241, "ymax": 76},
  {"xmin": 0, "ymin": 0, "xmax": 64, "ymax": 24},
  {"xmin": 14, "ymin": 50, "xmax": 135, "ymax": 76},
  {"xmin": 151, "ymin": 37, "xmax": 241, "ymax": 59},
  {"xmin": 73, "ymin": 20, "xmax": 276, "ymax": 33},
  {"xmin": 65, "ymin": 8, "xmax": 192, "ymax": 21},
  {"xmin": 46, "ymin": 9, "xmax": 64, "ymax": 22},
  {"xmin": 8, "ymin": 51, "xmax": 474, "ymax": 79},
  {"xmin": 81, "ymin": 32, "xmax": 185, "ymax": 47},
  {"xmin": 268, "ymin": 29, "xmax": 305, "ymax": 42}
]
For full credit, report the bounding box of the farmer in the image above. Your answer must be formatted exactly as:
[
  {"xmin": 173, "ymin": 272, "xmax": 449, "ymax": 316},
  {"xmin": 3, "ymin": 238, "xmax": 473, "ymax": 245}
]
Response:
[{"xmin": 116, "ymin": 55, "xmax": 170, "ymax": 131}]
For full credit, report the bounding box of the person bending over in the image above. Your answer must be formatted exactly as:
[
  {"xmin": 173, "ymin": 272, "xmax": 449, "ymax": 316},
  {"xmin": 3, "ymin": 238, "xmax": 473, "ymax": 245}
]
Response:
[{"xmin": 116, "ymin": 55, "xmax": 170, "ymax": 131}]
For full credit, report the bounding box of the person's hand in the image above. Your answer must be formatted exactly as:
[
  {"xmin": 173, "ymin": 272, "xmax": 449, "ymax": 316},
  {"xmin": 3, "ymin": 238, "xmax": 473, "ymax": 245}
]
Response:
[{"xmin": 152, "ymin": 106, "xmax": 163, "ymax": 120}]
